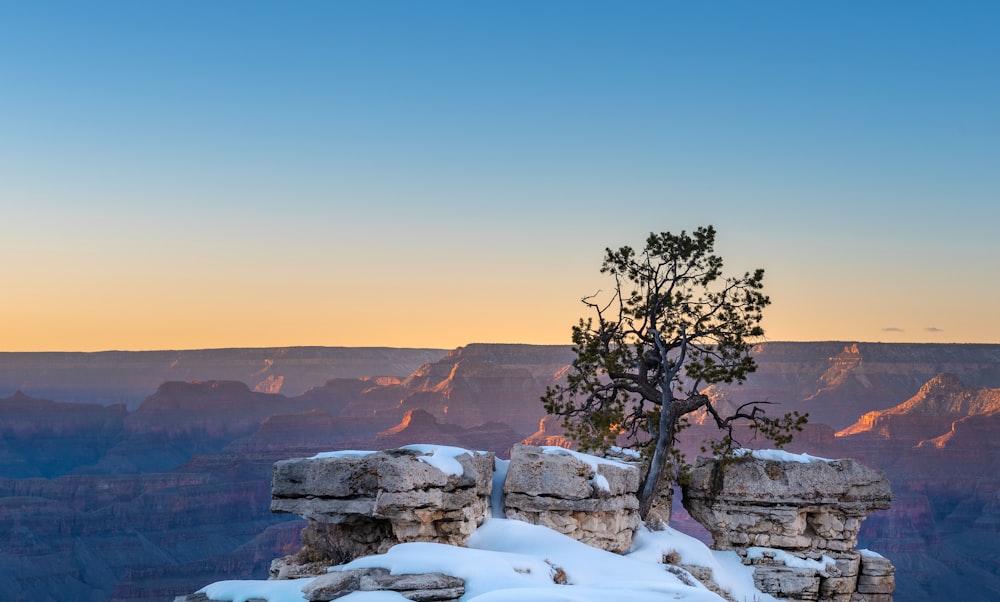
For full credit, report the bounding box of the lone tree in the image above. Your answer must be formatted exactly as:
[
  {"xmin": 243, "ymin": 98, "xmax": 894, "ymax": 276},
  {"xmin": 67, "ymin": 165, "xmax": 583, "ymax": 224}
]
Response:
[{"xmin": 542, "ymin": 225, "xmax": 805, "ymax": 522}]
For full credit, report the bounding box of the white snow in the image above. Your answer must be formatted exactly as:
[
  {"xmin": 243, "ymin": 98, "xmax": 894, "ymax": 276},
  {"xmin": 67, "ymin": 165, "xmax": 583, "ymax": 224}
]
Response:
[
  {"xmin": 630, "ymin": 526, "xmax": 781, "ymax": 602},
  {"xmin": 199, "ymin": 518, "xmax": 791, "ymax": 602},
  {"xmin": 732, "ymin": 448, "xmax": 833, "ymax": 463},
  {"xmin": 591, "ymin": 473, "xmax": 611, "ymax": 491},
  {"xmin": 540, "ymin": 446, "xmax": 631, "ymax": 470},
  {"xmin": 402, "ymin": 444, "xmax": 477, "ymax": 476},
  {"xmin": 311, "ymin": 450, "xmax": 376, "ymax": 459},
  {"xmin": 610, "ymin": 445, "xmax": 642, "ymax": 459},
  {"xmin": 540, "ymin": 445, "xmax": 631, "ymax": 492},
  {"xmin": 341, "ymin": 519, "xmax": 726, "ymax": 601},
  {"xmin": 310, "ymin": 445, "xmax": 481, "ymax": 477},
  {"xmin": 746, "ymin": 547, "xmax": 835, "ymax": 573},
  {"xmin": 859, "ymin": 548, "xmax": 884, "ymax": 559},
  {"xmin": 200, "ymin": 578, "xmax": 314, "ymax": 602}
]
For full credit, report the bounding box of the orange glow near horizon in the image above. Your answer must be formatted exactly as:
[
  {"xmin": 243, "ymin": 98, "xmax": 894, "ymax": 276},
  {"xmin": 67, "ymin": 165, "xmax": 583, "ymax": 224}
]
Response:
[
  {"xmin": 3, "ymin": 211, "xmax": 995, "ymax": 352},
  {"xmin": 2, "ymin": 281, "xmax": 990, "ymax": 352}
]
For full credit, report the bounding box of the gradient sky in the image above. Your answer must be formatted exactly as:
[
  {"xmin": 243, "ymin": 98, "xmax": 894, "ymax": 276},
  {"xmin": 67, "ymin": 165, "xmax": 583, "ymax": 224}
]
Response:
[{"xmin": 2, "ymin": 1, "xmax": 998, "ymax": 351}]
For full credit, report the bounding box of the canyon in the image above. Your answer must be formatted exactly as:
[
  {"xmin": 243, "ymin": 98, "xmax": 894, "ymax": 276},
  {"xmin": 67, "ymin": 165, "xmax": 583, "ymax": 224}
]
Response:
[{"xmin": 2, "ymin": 342, "xmax": 1000, "ymax": 601}]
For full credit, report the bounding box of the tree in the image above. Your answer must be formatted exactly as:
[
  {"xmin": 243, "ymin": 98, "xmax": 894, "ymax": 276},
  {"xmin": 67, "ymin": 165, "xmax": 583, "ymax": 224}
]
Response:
[{"xmin": 542, "ymin": 225, "xmax": 806, "ymax": 521}]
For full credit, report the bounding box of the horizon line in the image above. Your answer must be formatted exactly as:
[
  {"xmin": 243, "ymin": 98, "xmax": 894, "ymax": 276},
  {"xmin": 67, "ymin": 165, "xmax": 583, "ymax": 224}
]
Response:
[{"xmin": 0, "ymin": 339, "xmax": 996, "ymax": 354}]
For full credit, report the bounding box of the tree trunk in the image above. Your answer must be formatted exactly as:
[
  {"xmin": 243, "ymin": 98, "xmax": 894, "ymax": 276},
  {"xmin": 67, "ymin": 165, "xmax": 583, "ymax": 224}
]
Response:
[{"xmin": 638, "ymin": 391, "xmax": 677, "ymax": 523}]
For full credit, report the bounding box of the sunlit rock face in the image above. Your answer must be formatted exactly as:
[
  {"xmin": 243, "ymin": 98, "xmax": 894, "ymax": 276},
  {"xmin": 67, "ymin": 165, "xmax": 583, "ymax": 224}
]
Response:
[
  {"xmin": 837, "ymin": 373, "xmax": 1000, "ymax": 444},
  {"xmin": 682, "ymin": 453, "xmax": 894, "ymax": 602},
  {"xmin": 710, "ymin": 343, "xmax": 1000, "ymax": 431},
  {"xmin": 398, "ymin": 343, "xmax": 576, "ymax": 433},
  {"xmin": 371, "ymin": 408, "xmax": 524, "ymax": 455},
  {"xmin": 521, "ymin": 415, "xmax": 574, "ymax": 449}
]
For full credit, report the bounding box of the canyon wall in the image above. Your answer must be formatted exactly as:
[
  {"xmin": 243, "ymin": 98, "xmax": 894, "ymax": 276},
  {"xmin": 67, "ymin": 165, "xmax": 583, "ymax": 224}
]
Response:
[{"xmin": 2, "ymin": 342, "xmax": 1000, "ymax": 601}]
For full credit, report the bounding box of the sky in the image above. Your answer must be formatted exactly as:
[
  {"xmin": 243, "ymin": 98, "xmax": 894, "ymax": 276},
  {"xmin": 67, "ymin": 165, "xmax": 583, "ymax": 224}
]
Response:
[{"xmin": 2, "ymin": 1, "xmax": 998, "ymax": 351}]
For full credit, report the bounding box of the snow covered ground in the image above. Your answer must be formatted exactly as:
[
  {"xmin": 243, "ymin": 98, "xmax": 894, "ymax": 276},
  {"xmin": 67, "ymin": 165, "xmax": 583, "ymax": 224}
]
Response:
[{"xmin": 200, "ymin": 518, "xmax": 781, "ymax": 602}]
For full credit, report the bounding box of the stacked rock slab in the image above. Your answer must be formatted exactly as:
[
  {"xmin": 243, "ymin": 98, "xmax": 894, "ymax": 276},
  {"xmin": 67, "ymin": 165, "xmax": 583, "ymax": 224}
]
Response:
[
  {"xmin": 681, "ymin": 454, "xmax": 894, "ymax": 602},
  {"xmin": 302, "ymin": 568, "xmax": 464, "ymax": 602},
  {"xmin": 270, "ymin": 448, "xmax": 494, "ymax": 570},
  {"xmin": 503, "ymin": 444, "xmax": 641, "ymax": 553}
]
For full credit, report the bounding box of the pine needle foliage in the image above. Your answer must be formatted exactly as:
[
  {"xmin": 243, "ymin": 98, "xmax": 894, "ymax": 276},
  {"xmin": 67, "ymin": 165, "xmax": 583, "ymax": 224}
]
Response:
[{"xmin": 542, "ymin": 225, "xmax": 807, "ymax": 519}]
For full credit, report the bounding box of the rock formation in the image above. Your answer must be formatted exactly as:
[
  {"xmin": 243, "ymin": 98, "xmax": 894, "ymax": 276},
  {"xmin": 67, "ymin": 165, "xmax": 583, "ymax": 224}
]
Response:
[
  {"xmin": 301, "ymin": 568, "xmax": 465, "ymax": 602},
  {"xmin": 252, "ymin": 444, "xmax": 893, "ymax": 602},
  {"xmin": 0, "ymin": 347, "xmax": 445, "ymax": 408},
  {"xmin": 682, "ymin": 452, "xmax": 894, "ymax": 601},
  {"xmin": 371, "ymin": 408, "xmax": 525, "ymax": 453},
  {"xmin": 522, "ymin": 415, "xmax": 574, "ymax": 448},
  {"xmin": 266, "ymin": 444, "xmax": 644, "ymax": 584},
  {"xmin": 710, "ymin": 343, "xmax": 1000, "ymax": 430},
  {"xmin": 270, "ymin": 446, "xmax": 494, "ymax": 571},
  {"xmin": 837, "ymin": 373, "xmax": 1000, "ymax": 444},
  {"xmin": 396, "ymin": 343, "xmax": 576, "ymax": 433},
  {"xmin": 502, "ymin": 444, "xmax": 641, "ymax": 553},
  {"xmin": 0, "ymin": 391, "xmax": 126, "ymax": 478}
]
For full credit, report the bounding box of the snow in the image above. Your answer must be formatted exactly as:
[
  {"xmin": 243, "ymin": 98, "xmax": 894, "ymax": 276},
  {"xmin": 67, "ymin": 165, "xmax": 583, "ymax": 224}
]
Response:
[
  {"xmin": 540, "ymin": 446, "xmax": 632, "ymax": 470},
  {"xmin": 630, "ymin": 526, "xmax": 781, "ymax": 602},
  {"xmin": 311, "ymin": 445, "xmax": 481, "ymax": 477},
  {"xmin": 311, "ymin": 450, "xmax": 376, "ymax": 459},
  {"xmin": 342, "ymin": 519, "xmax": 726, "ymax": 602},
  {"xmin": 746, "ymin": 547, "xmax": 835, "ymax": 573},
  {"xmin": 200, "ymin": 578, "xmax": 313, "ymax": 602},
  {"xmin": 859, "ymin": 548, "xmax": 885, "ymax": 559},
  {"xmin": 732, "ymin": 448, "xmax": 833, "ymax": 464},
  {"xmin": 401, "ymin": 444, "xmax": 477, "ymax": 476},
  {"xmin": 199, "ymin": 518, "xmax": 789, "ymax": 602},
  {"xmin": 540, "ymin": 445, "xmax": 631, "ymax": 492},
  {"xmin": 610, "ymin": 445, "xmax": 642, "ymax": 459},
  {"xmin": 591, "ymin": 473, "xmax": 611, "ymax": 491}
]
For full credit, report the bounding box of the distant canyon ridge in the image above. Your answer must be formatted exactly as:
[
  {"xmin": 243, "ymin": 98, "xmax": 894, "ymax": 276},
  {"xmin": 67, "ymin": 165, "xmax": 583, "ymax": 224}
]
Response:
[{"xmin": 2, "ymin": 342, "xmax": 1000, "ymax": 601}]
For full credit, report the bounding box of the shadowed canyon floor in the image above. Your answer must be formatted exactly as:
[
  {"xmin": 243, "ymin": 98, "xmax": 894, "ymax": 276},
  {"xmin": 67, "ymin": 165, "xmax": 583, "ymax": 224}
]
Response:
[{"xmin": 2, "ymin": 342, "xmax": 1000, "ymax": 601}]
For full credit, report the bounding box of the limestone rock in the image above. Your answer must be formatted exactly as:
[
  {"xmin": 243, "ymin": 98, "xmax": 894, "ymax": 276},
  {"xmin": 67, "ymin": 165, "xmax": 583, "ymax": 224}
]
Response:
[
  {"xmin": 681, "ymin": 453, "xmax": 895, "ymax": 601},
  {"xmin": 503, "ymin": 444, "xmax": 641, "ymax": 553},
  {"xmin": 752, "ymin": 566, "xmax": 822, "ymax": 601},
  {"xmin": 858, "ymin": 553, "xmax": 895, "ymax": 595},
  {"xmin": 272, "ymin": 447, "xmax": 493, "ymax": 568},
  {"xmin": 268, "ymin": 555, "xmax": 333, "ymax": 579},
  {"xmin": 302, "ymin": 568, "xmax": 464, "ymax": 602},
  {"xmin": 682, "ymin": 455, "xmax": 891, "ymax": 552}
]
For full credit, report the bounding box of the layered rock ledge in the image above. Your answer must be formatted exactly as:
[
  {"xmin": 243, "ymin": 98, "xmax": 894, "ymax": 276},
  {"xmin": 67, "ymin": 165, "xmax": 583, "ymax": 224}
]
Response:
[
  {"xmin": 682, "ymin": 450, "xmax": 894, "ymax": 602},
  {"xmin": 503, "ymin": 443, "xmax": 642, "ymax": 553},
  {"xmin": 270, "ymin": 445, "xmax": 494, "ymax": 567}
]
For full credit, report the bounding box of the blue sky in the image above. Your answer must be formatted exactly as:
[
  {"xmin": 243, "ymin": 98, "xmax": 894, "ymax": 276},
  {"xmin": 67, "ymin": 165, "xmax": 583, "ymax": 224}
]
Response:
[{"xmin": 2, "ymin": 1, "xmax": 998, "ymax": 350}]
